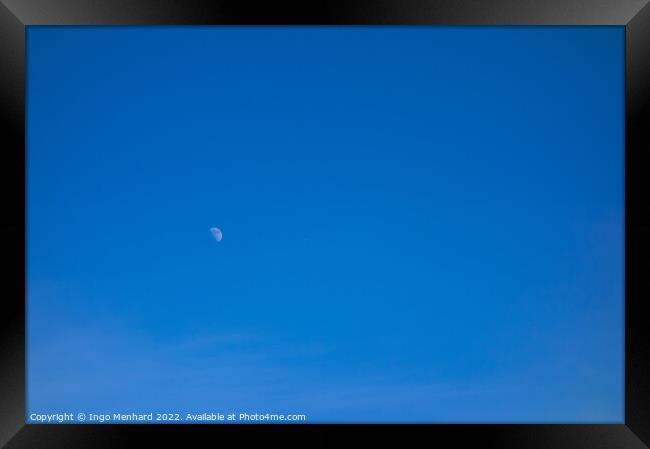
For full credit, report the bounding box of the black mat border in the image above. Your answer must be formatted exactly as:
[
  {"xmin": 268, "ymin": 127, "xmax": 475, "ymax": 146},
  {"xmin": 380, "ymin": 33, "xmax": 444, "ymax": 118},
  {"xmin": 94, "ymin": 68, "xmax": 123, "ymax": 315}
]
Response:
[{"xmin": 1, "ymin": 1, "xmax": 648, "ymax": 447}]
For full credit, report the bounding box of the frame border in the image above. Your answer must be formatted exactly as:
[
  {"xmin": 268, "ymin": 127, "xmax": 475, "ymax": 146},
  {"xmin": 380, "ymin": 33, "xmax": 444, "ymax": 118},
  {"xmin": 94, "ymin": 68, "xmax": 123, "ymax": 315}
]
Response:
[{"xmin": 1, "ymin": 1, "xmax": 648, "ymax": 447}]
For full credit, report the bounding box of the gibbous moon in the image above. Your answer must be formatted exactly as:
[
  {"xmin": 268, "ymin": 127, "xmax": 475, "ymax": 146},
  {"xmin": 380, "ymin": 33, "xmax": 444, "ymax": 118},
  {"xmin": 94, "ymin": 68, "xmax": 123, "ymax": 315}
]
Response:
[{"xmin": 210, "ymin": 227, "xmax": 222, "ymax": 242}]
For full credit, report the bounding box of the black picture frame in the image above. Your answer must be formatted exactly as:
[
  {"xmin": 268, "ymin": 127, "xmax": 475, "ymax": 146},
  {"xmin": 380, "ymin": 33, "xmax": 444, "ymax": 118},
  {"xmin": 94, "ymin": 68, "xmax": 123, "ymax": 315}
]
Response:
[{"xmin": 1, "ymin": 1, "xmax": 648, "ymax": 447}]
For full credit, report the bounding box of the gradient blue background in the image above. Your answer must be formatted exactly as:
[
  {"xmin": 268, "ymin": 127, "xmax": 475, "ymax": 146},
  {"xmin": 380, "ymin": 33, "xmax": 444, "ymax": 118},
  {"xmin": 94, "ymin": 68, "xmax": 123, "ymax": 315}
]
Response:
[{"xmin": 26, "ymin": 26, "xmax": 624, "ymax": 423}]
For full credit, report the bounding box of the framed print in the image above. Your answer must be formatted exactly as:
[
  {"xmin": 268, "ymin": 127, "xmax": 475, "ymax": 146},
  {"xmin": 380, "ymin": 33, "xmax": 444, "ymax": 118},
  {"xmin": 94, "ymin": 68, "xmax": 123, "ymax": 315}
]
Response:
[{"xmin": 1, "ymin": 1, "xmax": 649, "ymax": 447}]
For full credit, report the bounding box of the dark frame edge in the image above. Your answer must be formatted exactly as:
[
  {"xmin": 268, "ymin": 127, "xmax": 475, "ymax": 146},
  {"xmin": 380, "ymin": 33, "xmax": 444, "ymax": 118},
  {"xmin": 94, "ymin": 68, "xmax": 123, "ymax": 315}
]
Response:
[
  {"xmin": 625, "ymin": 0, "xmax": 650, "ymax": 446},
  {"xmin": 0, "ymin": 0, "xmax": 649, "ymax": 25},
  {"xmin": 3, "ymin": 424, "xmax": 650, "ymax": 449},
  {"xmin": 0, "ymin": 1, "xmax": 25, "ymax": 448}
]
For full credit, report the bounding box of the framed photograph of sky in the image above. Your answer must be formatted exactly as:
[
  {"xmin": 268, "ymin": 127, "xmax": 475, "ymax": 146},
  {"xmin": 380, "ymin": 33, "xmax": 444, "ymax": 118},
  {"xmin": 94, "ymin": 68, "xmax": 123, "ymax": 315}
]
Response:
[{"xmin": 1, "ymin": 1, "xmax": 648, "ymax": 448}]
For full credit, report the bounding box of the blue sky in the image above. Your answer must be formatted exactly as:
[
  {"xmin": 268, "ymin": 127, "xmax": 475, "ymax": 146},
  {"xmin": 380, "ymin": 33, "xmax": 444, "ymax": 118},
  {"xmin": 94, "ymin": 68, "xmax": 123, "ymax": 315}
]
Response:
[{"xmin": 26, "ymin": 26, "xmax": 624, "ymax": 423}]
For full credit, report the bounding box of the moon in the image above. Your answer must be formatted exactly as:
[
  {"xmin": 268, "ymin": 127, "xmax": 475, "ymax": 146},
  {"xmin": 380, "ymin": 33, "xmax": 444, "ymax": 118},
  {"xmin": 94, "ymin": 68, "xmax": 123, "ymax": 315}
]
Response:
[{"xmin": 210, "ymin": 227, "xmax": 222, "ymax": 242}]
